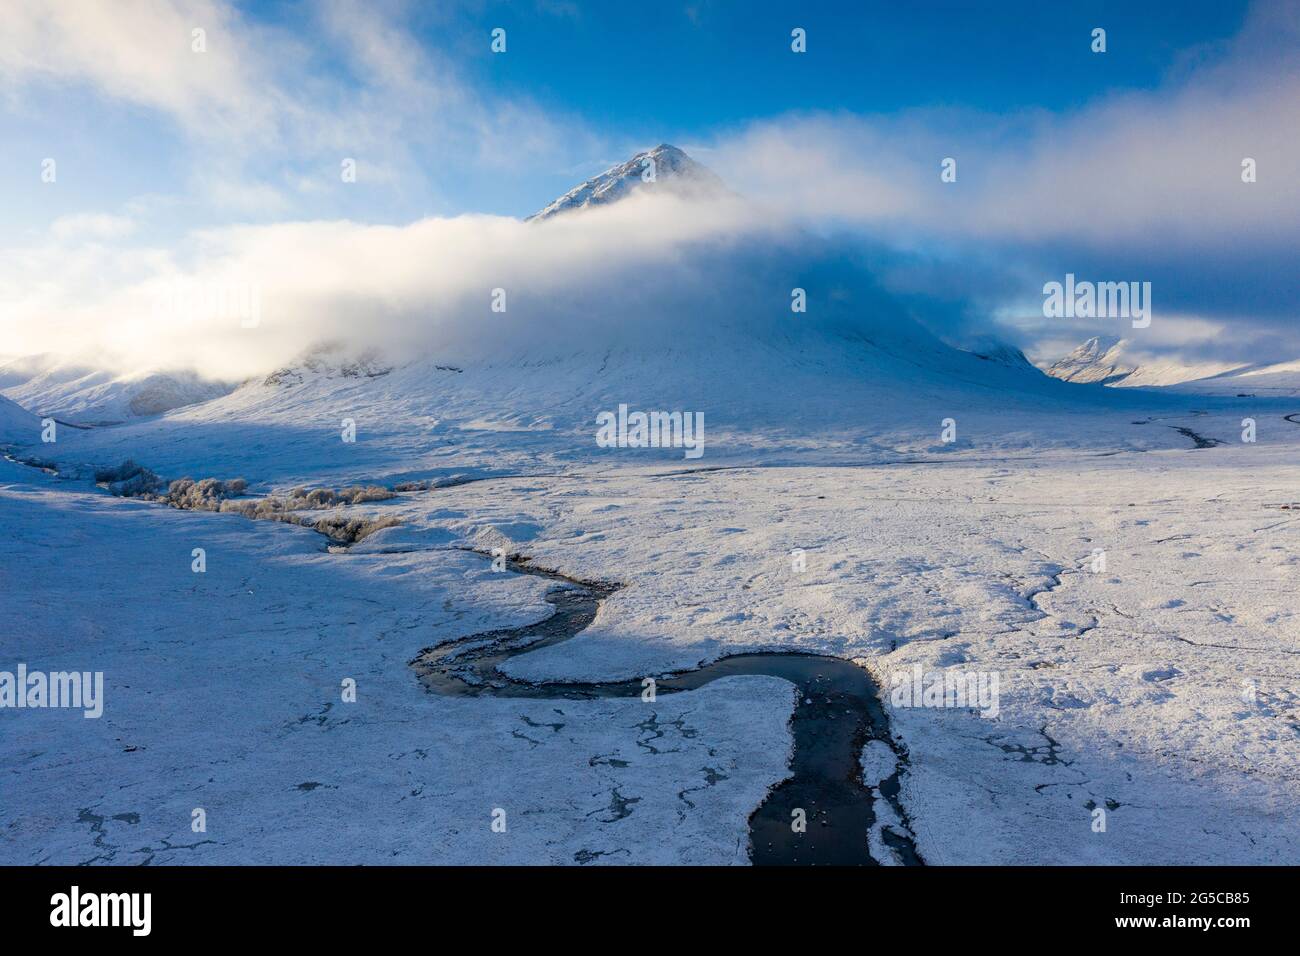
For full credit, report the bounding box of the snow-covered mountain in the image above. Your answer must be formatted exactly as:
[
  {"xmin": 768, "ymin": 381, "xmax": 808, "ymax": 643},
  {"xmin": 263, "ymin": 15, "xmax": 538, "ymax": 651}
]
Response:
[
  {"xmin": 528, "ymin": 144, "xmax": 725, "ymax": 221},
  {"xmin": 0, "ymin": 353, "xmax": 234, "ymax": 425},
  {"xmin": 12, "ymin": 147, "xmax": 1294, "ymax": 485},
  {"xmin": 1044, "ymin": 336, "xmax": 1135, "ymax": 385},
  {"xmin": 1044, "ymin": 336, "xmax": 1300, "ymax": 394}
]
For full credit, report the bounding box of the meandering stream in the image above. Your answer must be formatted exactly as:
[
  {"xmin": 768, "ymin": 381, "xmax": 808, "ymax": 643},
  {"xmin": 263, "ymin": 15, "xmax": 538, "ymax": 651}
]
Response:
[
  {"xmin": 4, "ymin": 450, "xmax": 926, "ymax": 863},
  {"xmin": 411, "ymin": 552, "xmax": 922, "ymax": 866}
]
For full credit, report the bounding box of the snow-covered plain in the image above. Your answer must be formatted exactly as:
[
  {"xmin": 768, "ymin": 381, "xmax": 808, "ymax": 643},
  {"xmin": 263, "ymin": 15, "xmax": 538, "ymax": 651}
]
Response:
[
  {"xmin": 371, "ymin": 442, "xmax": 1300, "ymax": 864},
  {"xmin": 0, "ymin": 455, "xmax": 791, "ymax": 865},
  {"xmin": 2, "ymin": 391, "xmax": 1297, "ymax": 864}
]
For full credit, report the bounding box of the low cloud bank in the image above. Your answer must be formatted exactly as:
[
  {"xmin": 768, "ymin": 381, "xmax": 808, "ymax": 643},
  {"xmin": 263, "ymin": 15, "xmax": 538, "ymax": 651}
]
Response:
[{"xmin": 1, "ymin": 192, "xmax": 984, "ymax": 381}]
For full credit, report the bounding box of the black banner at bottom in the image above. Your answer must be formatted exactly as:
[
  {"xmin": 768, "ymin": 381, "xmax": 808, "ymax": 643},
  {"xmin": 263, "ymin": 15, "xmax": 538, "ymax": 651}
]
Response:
[{"xmin": 0, "ymin": 865, "xmax": 1282, "ymax": 941}]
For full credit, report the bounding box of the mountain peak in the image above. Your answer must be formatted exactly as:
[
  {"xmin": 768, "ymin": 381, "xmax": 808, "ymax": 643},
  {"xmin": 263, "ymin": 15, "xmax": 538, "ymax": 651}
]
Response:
[
  {"xmin": 1078, "ymin": 335, "xmax": 1125, "ymax": 358},
  {"xmin": 527, "ymin": 144, "xmax": 724, "ymax": 221},
  {"xmin": 1045, "ymin": 336, "xmax": 1133, "ymax": 385}
]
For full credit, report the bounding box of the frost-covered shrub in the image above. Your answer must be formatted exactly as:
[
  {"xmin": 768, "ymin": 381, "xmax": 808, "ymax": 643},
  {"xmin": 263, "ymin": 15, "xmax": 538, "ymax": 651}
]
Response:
[
  {"xmin": 338, "ymin": 485, "xmax": 395, "ymax": 504},
  {"xmin": 161, "ymin": 476, "xmax": 248, "ymax": 510},
  {"xmin": 94, "ymin": 466, "xmax": 400, "ymax": 544},
  {"xmin": 112, "ymin": 468, "xmax": 163, "ymax": 497},
  {"xmin": 304, "ymin": 488, "xmax": 335, "ymax": 507},
  {"xmin": 264, "ymin": 484, "xmax": 396, "ymax": 509},
  {"xmin": 309, "ymin": 514, "xmax": 401, "ymax": 543},
  {"xmin": 96, "ymin": 460, "xmax": 163, "ymax": 497},
  {"xmin": 211, "ymin": 483, "xmax": 394, "ymax": 517},
  {"xmin": 217, "ymin": 497, "xmax": 273, "ymax": 518},
  {"xmin": 95, "ymin": 460, "xmax": 142, "ymax": 483},
  {"xmin": 18, "ymin": 456, "xmax": 59, "ymax": 472}
]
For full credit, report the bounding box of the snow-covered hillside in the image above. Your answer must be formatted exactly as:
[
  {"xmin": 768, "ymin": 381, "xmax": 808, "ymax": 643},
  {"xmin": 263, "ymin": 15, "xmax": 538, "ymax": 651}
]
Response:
[
  {"xmin": 1164, "ymin": 360, "xmax": 1300, "ymax": 397},
  {"xmin": 18, "ymin": 323, "xmax": 1282, "ymax": 490},
  {"xmin": 0, "ymin": 394, "xmax": 39, "ymax": 444},
  {"xmin": 0, "ymin": 353, "xmax": 233, "ymax": 425}
]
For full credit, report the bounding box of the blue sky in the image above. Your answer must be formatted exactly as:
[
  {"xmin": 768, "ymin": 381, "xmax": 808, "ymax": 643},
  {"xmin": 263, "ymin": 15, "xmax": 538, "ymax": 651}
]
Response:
[
  {"xmin": 1, "ymin": 0, "xmax": 1296, "ymax": 371},
  {"xmin": 1, "ymin": 0, "xmax": 1257, "ymax": 226},
  {"xmin": 452, "ymin": 1, "xmax": 1249, "ymax": 139}
]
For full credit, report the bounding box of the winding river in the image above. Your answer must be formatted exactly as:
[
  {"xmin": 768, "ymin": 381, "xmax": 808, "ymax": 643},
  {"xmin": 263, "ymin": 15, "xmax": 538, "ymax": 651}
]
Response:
[{"xmin": 411, "ymin": 552, "xmax": 922, "ymax": 866}]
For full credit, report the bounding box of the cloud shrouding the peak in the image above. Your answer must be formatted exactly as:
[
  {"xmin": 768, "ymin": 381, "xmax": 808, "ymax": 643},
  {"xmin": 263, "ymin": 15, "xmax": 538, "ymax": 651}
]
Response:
[
  {"xmin": 0, "ymin": 189, "xmax": 986, "ymax": 382},
  {"xmin": 0, "ymin": 196, "xmax": 747, "ymax": 379}
]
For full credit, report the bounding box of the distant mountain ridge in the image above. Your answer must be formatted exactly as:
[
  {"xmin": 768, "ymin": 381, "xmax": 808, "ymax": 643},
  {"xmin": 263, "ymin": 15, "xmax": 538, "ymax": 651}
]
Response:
[
  {"xmin": 0, "ymin": 354, "xmax": 233, "ymax": 425},
  {"xmin": 1043, "ymin": 336, "xmax": 1300, "ymax": 395}
]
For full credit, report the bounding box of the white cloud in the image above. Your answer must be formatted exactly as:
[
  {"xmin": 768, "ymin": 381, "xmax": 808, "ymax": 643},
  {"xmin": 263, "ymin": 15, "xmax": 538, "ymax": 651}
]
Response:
[
  {"xmin": 0, "ymin": 192, "xmax": 773, "ymax": 380},
  {"xmin": 712, "ymin": 1, "xmax": 1300, "ymax": 249},
  {"xmin": 0, "ymin": 0, "xmax": 602, "ymax": 212},
  {"xmin": 0, "ymin": 0, "xmax": 284, "ymax": 142}
]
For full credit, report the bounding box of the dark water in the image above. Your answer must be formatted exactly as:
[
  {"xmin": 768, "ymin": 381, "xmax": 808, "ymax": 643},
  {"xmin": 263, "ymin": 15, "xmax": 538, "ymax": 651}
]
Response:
[
  {"xmin": 411, "ymin": 554, "xmax": 922, "ymax": 866},
  {"xmin": 1166, "ymin": 425, "xmax": 1223, "ymax": 449}
]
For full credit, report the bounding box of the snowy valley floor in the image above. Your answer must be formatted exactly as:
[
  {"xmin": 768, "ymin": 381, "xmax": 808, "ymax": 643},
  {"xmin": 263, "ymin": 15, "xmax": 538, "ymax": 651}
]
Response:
[{"xmin": 2, "ymin": 440, "xmax": 1298, "ymax": 864}]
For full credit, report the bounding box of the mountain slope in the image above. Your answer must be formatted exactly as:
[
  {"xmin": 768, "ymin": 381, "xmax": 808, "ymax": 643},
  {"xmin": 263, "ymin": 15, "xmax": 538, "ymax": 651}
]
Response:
[
  {"xmin": 0, "ymin": 354, "xmax": 234, "ymax": 425},
  {"xmin": 1164, "ymin": 360, "xmax": 1300, "ymax": 396},
  {"xmin": 0, "ymin": 394, "xmax": 40, "ymax": 445},
  {"xmin": 31, "ymin": 326, "xmax": 1270, "ymax": 486},
  {"xmin": 17, "ymin": 147, "xmax": 1296, "ymax": 483}
]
